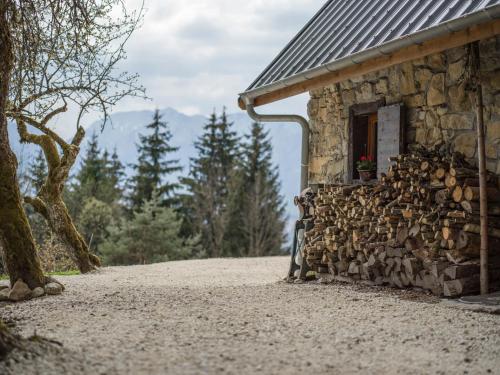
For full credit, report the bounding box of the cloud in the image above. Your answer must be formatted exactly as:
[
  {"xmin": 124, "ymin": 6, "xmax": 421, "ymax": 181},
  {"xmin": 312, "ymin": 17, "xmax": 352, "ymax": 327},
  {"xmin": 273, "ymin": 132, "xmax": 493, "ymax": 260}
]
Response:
[
  {"xmin": 45, "ymin": 0, "xmax": 322, "ymax": 135},
  {"xmin": 117, "ymin": 0, "xmax": 324, "ymax": 115}
]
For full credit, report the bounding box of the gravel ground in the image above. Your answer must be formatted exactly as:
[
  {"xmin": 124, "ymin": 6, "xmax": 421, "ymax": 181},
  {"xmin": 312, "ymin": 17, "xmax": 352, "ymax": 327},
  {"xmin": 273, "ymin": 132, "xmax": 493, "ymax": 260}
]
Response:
[{"xmin": 1, "ymin": 256, "xmax": 500, "ymax": 375}]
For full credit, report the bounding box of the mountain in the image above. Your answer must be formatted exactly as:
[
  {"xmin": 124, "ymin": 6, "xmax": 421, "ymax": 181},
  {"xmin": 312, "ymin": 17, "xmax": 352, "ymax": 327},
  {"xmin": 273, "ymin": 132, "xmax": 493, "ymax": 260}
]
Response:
[{"xmin": 9, "ymin": 107, "xmax": 303, "ymax": 240}]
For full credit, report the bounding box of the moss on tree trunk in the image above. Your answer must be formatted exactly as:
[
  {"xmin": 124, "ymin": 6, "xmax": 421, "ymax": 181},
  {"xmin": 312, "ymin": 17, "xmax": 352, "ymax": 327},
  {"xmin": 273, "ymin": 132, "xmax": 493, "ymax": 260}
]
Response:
[
  {"xmin": 39, "ymin": 194, "xmax": 100, "ymax": 273},
  {"xmin": 14, "ymin": 102, "xmax": 100, "ymax": 273},
  {"xmin": 0, "ymin": 150, "xmax": 46, "ymax": 288},
  {"xmin": 0, "ymin": 1, "xmax": 45, "ymax": 289},
  {"xmin": 23, "ymin": 140, "xmax": 101, "ymax": 273}
]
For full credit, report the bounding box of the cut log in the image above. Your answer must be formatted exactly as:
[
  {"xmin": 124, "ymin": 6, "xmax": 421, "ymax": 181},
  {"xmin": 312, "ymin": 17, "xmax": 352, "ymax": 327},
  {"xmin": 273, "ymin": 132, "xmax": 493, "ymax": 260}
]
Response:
[
  {"xmin": 430, "ymin": 260, "xmax": 448, "ymax": 278},
  {"xmin": 347, "ymin": 262, "xmax": 360, "ymax": 275},
  {"xmin": 443, "ymin": 275, "xmax": 480, "ymax": 297},
  {"xmin": 455, "ymin": 231, "xmax": 500, "ymax": 256},
  {"xmin": 452, "ymin": 186, "xmax": 463, "ymax": 203},
  {"xmin": 434, "ymin": 168, "xmax": 446, "ymax": 180},
  {"xmin": 435, "ymin": 189, "xmax": 450, "ymax": 205},
  {"xmin": 449, "ymin": 167, "xmax": 477, "ymax": 178},
  {"xmin": 463, "ymin": 223, "xmax": 500, "ymax": 239},
  {"xmin": 396, "ymin": 226, "xmax": 409, "ymax": 245},
  {"xmin": 391, "ymin": 272, "xmax": 403, "ymax": 288},
  {"xmin": 409, "ymin": 224, "xmax": 421, "ymax": 238},
  {"xmin": 445, "ymin": 174, "xmax": 457, "ymax": 189},
  {"xmin": 444, "ymin": 264, "xmax": 480, "ymax": 280},
  {"xmin": 461, "ymin": 200, "xmax": 500, "ymax": 215},
  {"xmin": 463, "ymin": 186, "xmax": 500, "ymax": 202},
  {"xmin": 445, "ymin": 250, "xmax": 469, "ymax": 264},
  {"xmin": 402, "ymin": 257, "xmax": 421, "ymax": 277},
  {"xmin": 423, "ymin": 272, "xmax": 443, "ymax": 296},
  {"xmin": 463, "ymin": 178, "xmax": 497, "ymax": 188},
  {"xmin": 442, "ymin": 227, "xmax": 460, "ymax": 241}
]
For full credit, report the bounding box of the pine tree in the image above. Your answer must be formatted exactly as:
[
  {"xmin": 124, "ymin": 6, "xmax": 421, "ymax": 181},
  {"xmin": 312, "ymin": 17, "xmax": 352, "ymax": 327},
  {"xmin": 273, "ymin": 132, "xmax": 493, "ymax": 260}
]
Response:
[
  {"xmin": 100, "ymin": 148, "xmax": 125, "ymax": 205},
  {"xmin": 109, "ymin": 148, "xmax": 125, "ymax": 194},
  {"xmin": 25, "ymin": 150, "xmax": 50, "ymax": 245},
  {"xmin": 129, "ymin": 110, "xmax": 181, "ymax": 209},
  {"xmin": 239, "ymin": 122, "xmax": 287, "ymax": 256},
  {"xmin": 71, "ymin": 134, "xmax": 124, "ymax": 206},
  {"xmin": 74, "ymin": 132, "xmax": 107, "ymax": 200},
  {"xmin": 77, "ymin": 197, "xmax": 114, "ymax": 255},
  {"xmin": 28, "ymin": 150, "xmax": 48, "ymax": 194},
  {"xmin": 100, "ymin": 191, "xmax": 194, "ymax": 265},
  {"xmin": 27, "ymin": 149, "xmax": 48, "ymax": 194},
  {"xmin": 181, "ymin": 109, "xmax": 240, "ymax": 258}
]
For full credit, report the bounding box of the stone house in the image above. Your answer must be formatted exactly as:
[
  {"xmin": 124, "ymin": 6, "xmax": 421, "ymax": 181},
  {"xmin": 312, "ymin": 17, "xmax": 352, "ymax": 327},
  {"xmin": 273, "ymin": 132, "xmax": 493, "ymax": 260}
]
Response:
[{"xmin": 238, "ymin": 0, "xmax": 500, "ymax": 189}]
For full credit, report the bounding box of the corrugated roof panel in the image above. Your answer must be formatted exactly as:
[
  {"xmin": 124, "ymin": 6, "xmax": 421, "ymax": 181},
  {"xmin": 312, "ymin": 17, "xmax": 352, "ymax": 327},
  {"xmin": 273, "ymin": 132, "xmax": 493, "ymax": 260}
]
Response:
[{"xmin": 246, "ymin": 0, "xmax": 500, "ymax": 93}]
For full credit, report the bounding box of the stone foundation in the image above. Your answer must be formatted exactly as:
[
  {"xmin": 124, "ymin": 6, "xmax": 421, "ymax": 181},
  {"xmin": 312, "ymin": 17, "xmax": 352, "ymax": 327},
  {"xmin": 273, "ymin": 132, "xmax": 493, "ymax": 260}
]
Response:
[{"xmin": 307, "ymin": 36, "xmax": 500, "ymax": 184}]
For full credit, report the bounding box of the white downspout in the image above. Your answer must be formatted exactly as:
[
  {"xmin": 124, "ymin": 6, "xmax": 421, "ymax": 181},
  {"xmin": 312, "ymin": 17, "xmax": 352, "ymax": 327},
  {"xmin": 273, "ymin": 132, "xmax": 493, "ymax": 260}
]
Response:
[
  {"xmin": 242, "ymin": 96, "xmax": 310, "ymax": 193},
  {"xmin": 243, "ymin": 96, "xmax": 311, "ymax": 279}
]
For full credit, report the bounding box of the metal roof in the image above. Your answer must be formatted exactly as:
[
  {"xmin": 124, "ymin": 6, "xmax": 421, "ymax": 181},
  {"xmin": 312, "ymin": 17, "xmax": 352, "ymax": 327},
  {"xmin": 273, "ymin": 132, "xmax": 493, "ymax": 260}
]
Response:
[{"xmin": 243, "ymin": 0, "xmax": 500, "ymax": 97}]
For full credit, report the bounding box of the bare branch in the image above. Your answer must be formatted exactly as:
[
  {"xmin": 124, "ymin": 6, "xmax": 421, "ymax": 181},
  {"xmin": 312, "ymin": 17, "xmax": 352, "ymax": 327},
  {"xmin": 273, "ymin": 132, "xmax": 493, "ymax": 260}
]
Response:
[
  {"xmin": 7, "ymin": 0, "xmax": 146, "ymax": 129},
  {"xmin": 24, "ymin": 196, "xmax": 48, "ymax": 219},
  {"xmin": 15, "ymin": 117, "xmax": 61, "ymax": 170},
  {"xmin": 8, "ymin": 109, "xmax": 69, "ymax": 151}
]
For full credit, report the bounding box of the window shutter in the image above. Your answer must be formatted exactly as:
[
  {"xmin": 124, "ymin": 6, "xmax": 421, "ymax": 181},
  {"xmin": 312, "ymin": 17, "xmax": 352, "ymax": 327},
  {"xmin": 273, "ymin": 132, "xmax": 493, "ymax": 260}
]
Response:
[{"xmin": 377, "ymin": 103, "xmax": 405, "ymax": 178}]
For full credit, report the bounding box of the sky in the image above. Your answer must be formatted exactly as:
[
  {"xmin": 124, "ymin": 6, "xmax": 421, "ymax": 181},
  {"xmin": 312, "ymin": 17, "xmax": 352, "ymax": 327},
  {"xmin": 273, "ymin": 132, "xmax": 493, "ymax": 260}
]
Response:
[
  {"xmin": 112, "ymin": 0, "xmax": 325, "ymax": 117},
  {"xmin": 47, "ymin": 0, "xmax": 326, "ymax": 138}
]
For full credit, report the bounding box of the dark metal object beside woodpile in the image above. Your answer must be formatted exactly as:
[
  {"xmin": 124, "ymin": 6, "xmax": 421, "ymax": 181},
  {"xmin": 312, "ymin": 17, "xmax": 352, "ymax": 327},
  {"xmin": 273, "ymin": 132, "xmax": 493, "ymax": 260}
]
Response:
[{"xmin": 299, "ymin": 147, "xmax": 500, "ymax": 297}]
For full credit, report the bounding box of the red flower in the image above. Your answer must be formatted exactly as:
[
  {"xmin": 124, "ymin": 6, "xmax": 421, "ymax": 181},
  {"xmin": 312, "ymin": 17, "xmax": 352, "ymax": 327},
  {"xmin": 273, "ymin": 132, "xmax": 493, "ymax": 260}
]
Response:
[
  {"xmin": 360, "ymin": 156, "xmax": 367, "ymax": 161},
  {"xmin": 367, "ymin": 155, "xmax": 374, "ymax": 161}
]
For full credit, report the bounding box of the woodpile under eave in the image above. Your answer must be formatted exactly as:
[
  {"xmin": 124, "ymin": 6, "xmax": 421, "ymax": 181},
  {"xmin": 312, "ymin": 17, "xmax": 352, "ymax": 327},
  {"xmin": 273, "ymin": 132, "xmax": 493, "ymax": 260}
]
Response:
[{"xmin": 298, "ymin": 146, "xmax": 500, "ymax": 297}]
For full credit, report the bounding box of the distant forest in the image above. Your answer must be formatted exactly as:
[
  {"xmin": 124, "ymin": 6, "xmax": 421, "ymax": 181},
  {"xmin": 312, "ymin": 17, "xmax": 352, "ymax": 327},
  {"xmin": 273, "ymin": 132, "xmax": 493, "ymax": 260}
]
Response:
[
  {"xmin": 0, "ymin": 0, "xmax": 288, "ymax": 282},
  {"xmin": 18, "ymin": 109, "xmax": 288, "ymax": 271}
]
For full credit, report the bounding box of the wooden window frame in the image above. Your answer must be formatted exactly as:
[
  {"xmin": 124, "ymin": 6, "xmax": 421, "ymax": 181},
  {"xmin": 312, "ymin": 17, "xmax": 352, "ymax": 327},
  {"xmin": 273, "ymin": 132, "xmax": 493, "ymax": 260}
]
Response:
[{"xmin": 347, "ymin": 99, "xmax": 385, "ymax": 183}]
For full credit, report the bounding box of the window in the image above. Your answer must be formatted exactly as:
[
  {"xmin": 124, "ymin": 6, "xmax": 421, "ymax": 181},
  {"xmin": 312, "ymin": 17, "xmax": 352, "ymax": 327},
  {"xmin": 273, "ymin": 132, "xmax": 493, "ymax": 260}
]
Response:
[
  {"xmin": 352, "ymin": 112, "xmax": 378, "ymax": 180},
  {"xmin": 348, "ymin": 101, "xmax": 405, "ymax": 182}
]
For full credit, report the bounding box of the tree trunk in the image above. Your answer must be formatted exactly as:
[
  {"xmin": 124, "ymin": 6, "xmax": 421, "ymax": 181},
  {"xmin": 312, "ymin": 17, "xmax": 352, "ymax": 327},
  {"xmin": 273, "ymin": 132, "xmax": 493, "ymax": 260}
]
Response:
[
  {"xmin": 17, "ymin": 118, "xmax": 100, "ymax": 273},
  {"xmin": 47, "ymin": 197, "xmax": 100, "ymax": 273},
  {"xmin": 29, "ymin": 193, "xmax": 100, "ymax": 273},
  {"xmin": 0, "ymin": 2, "xmax": 45, "ymax": 289}
]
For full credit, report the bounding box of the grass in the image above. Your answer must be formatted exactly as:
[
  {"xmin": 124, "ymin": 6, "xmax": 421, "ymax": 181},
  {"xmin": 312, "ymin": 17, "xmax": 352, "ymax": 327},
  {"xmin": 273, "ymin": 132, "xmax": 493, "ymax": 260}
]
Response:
[{"xmin": 0, "ymin": 270, "xmax": 80, "ymax": 281}]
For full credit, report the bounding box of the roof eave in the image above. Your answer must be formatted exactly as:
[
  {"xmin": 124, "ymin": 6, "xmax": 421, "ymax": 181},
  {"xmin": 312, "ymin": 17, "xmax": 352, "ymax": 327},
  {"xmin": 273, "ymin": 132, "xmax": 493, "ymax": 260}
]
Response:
[{"xmin": 239, "ymin": 4, "xmax": 500, "ymax": 109}]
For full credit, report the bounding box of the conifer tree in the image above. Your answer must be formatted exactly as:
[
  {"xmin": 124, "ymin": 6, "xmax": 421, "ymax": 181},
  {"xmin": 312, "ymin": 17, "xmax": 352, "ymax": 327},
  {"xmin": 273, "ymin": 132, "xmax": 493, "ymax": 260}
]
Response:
[
  {"xmin": 74, "ymin": 132, "xmax": 107, "ymax": 201},
  {"xmin": 27, "ymin": 150, "xmax": 48, "ymax": 195},
  {"xmin": 69, "ymin": 138, "xmax": 123, "ymax": 244},
  {"xmin": 181, "ymin": 109, "xmax": 240, "ymax": 258},
  {"xmin": 129, "ymin": 110, "xmax": 181, "ymax": 209},
  {"xmin": 71, "ymin": 135, "xmax": 124, "ymax": 207},
  {"xmin": 239, "ymin": 122, "xmax": 287, "ymax": 256},
  {"xmin": 25, "ymin": 150, "xmax": 50, "ymax": 245},
  {"xmin": 100, "ymin": 148, "xmax": 125, "ymax": 205},
  {"xmin": 109, "ymin": 148, "xmax": 126, "ymax": 195},
  {"xmin": 101, "ymin": 191, "xmax": 193, "ymax": 265}
]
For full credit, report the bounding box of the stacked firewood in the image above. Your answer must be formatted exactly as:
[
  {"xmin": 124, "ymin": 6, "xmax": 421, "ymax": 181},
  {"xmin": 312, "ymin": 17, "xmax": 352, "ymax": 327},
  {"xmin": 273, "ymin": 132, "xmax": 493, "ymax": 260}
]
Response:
[{"xmin": 302, "ymin": 147, "xmax": 500, "ymax": 297}]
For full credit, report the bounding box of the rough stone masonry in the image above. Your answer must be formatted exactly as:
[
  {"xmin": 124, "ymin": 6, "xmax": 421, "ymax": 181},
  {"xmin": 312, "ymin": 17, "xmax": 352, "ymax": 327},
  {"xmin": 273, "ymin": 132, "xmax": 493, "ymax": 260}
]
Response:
[{"xmin": 307, "ymin": 36, "xmax": 500, "ymax": 185}]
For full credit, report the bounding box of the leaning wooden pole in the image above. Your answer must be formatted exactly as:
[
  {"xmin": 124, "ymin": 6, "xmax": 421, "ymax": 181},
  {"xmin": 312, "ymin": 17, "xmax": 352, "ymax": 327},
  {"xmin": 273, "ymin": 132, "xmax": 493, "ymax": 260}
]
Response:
[{"xmin": 472, "ymin": 42, "xmax": 489, "ymax": 295}]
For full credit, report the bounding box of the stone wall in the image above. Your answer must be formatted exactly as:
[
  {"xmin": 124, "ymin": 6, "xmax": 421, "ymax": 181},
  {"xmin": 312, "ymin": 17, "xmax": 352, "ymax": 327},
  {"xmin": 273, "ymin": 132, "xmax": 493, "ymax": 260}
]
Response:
[{"xmin": 307, "ymin": 36, "xmax": 500, "ymax": 185}]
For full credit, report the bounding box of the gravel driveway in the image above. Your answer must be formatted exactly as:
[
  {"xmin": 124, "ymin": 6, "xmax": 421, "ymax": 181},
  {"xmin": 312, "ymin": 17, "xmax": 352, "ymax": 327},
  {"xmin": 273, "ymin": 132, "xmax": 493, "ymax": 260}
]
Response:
[{"xmin": 1, "ymin": 256, "xmax": 500, "ymax": 374}]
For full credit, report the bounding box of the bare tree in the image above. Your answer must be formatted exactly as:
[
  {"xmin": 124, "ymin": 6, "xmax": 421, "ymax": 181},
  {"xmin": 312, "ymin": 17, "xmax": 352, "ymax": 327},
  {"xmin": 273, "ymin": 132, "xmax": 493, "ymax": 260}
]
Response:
[
  {"xmin": 1, "ymin": 0, "xmax": 144, "ymax": 280},
  {"xmin": 8, "ymin": 0, "xmax": 144, "ymax": 273}
]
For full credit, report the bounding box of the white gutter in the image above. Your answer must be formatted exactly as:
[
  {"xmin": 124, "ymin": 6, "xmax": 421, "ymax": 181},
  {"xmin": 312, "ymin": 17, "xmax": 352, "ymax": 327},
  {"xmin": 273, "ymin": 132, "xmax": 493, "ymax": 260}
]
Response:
[{"xmin": 239, "ymin": 4, "xmax": 500, "ymax": 102}]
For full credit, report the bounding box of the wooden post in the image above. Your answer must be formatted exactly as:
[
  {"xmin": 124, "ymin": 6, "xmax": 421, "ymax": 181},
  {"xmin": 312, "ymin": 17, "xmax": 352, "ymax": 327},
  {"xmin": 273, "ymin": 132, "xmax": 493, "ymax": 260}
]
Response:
[{"xmin": 472, "ymin": 42, "xmax": 489, "ymax": 295}]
